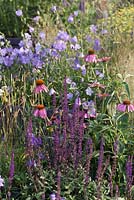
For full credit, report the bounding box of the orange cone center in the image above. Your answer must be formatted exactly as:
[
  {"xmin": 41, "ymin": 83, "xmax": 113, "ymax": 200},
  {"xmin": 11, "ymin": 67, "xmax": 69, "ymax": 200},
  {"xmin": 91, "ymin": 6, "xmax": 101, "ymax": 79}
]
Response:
[
  {"xmin": 36, "ymin": 104, "xmax": 45, "ymax": 109},
  {"xmin": 88, "ymin": 49, "xmax": 95, "ymax": 55},
  {"xmin": 36, "ymin": 79, "xmax": 44, "ymax": 85},
  {"xmin": 123, "ymin": 100, "xmax": 131, "ymax": 105}
]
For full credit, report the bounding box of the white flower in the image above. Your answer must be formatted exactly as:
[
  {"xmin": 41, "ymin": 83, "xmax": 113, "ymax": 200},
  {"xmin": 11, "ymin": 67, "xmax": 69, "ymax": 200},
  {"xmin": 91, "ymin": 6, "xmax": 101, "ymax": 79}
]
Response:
[
  {"xmin": 29, "ymin": 26, "xmax": 34, "ymax": 33},
  {"xmin": 50, "ymin": 193, "xmax": 56, "ymax": 200},
  {"xmin": 32, "ymin": 68, "xmax": 40, "ymax": 73},
  {"xmin": 15, "ymin": 9, "xmax": 23, "ymax": 17},
  {"xmin": 70, "ymin": 36, "xmax": 78, "ymax": 43},
  {"xmin": 80, "ymin": 65, "xmax": 86, "ymax": 70},
  {"xmin": 67, "ymin": 93, "xmax": 73, "ymax": 100},
  {"xmin": 66, "ymin": 78, "xmax": 72, "ymax": 84},
  {"xmin": 49, "ymin": 88, "xmax": 56, "ymax": 96},
  {"xmin": 35, "ymin": 43, "xmax": 41, "ymax": 54},
  {"xmin": 39, "ymin": 32, "xmax": 45, "ymax": 40},
  {"xmin": 85, "ymin": 87, "xmax": 93, "ymax": 96},
  {"xmin": 82, "ymin": 101, "xmax": 89, "ymax": 110},
  {"xmin": 24, "ymin": 33, "xmax": 31, "ymax": 40},
  {"xmin": 74, "ymin": 10, "xmax": 79, "ymax": 17},
  {"xmin": 70, "ymin": 44, "xmax": 81, "ymax": 50},
  {"xmin": 33, "ymin": 16, "xmax": 40, "ymax": 23},
  {"xmin": 68, "ymin": 15, "xmax": 74, "ymax": 23},
  {"xmin": 79, "ymin": 52, "xmax": 84, "ymax": 58},
  {"xmin": 75, "ymin": 97, "xmax": 81, "ymax": 106},
  {"xmin": 0, "ymin": 35, "xmax": 4, "ymax": 40},
  {"xmin": 51, "ymin": 6, "xmax": 57, "ymax": 13},
  {"xmin": 0, "ymin": 175, "xmax": 4, "ymax": 187},
  {"xmin": 0, "ymin": 41, "xmax": 4, "ymax": 46},
  {"xmin": 70, "ymin": 82, "xmax": 77, "ymax": 90}
]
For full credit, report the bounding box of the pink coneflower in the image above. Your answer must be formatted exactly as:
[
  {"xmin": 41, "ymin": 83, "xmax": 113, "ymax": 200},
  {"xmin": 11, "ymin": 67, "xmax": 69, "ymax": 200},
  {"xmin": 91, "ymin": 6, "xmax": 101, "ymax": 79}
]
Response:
[
  {"xmin": 84, "ymin": 49, "xmax": 97, "ymax": 63},
  {"xmin": 33, "ymin": 79, "xmax": 48, "ymax": 94},
  {"xmin": 89, "ymin": 81, "xmax": 106, "ymax": 89},
  {"xmin": 33, "ymin": 105, "xmax": 47, "ymax": 119},
  {"xmin": 97, "ymin": 56, "xmax": 111, "ymax": 62},
  {"xmin": 117, "ymin": 100, "xmax": 134, "ymax": 112}
]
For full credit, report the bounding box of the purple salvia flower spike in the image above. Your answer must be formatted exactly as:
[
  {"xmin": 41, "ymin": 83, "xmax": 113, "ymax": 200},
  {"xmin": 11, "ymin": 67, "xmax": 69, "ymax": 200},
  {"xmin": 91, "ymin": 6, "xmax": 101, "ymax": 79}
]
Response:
[
  {"xmin": 109, "ymin": 138, "xmax": 119, "ymax": 197},
  {"xmin": 96, "ymin": 137, "xmax": 104, "ymax": 181},
  {"xmin": 26, "ymin": 119, "xmax": 34, "ymax": 171},
  {"xmin": 56, "ymin": 169, "xmax": 61, "ymax": 200},
  {"xmin": 79, "ymin": 0, "xmax": 85, "ymax": 12},
  {"xmin": 8, "ymin": 150, "xmax": 15, "ymax": 200},
  {"xmin": 115, "ymin": 184, "xmax": 119, "ymax": 200},
  {"xmin": 126, "ymin": 155, "xmax": 133, "ymax": 200},
  {"xmin": 84, "ymin": 138, "xmax": 93, "ymax": 185},
  {"xmin": 77, "ymin": 116, "xmax": 85, "ymax": 162},
  {"xmin": 9, "ymin": 150, "xmax": 15, "ymax": 186}
]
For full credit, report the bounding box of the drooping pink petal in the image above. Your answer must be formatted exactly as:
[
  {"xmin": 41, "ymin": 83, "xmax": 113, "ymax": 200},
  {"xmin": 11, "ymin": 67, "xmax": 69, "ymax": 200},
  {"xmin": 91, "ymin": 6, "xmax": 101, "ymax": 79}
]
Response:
[
  {"xmin": 84, "ymin": 54, "xmax": 97, "ymax": 63},
  {"xmin": 33, "ymin": 109, "xmax": 39, "ymax": 117},
  {"xmin": 116, "ymin": 104, "xmax": 126, "ymax": 112},
  {"xmin": 39, "ymin": 109, "xmax": 47, "ymax": 119},
  {"xmin": 128, "ymin": 104, "xmax": 134, "ymax": 112},
  {"xmin": 97, "ymin": 57, "xmax": 111, "ymax": 62},
  {"xmin": 33, "ymin": 84, "xmax": 48, "ymax": 93},
  {"xmin": 41, "ymin": 84, "xmax": 48, "ymax": 92},
  {"xmin": 33, "ymin": 86, "xmax": 41, "ymax": 93}
]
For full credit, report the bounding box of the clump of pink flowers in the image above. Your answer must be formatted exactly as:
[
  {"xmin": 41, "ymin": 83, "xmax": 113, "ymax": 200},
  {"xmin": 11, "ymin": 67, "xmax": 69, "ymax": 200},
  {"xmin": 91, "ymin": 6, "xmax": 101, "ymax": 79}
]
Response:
[
  {"xmin": 33, "ymin": 79, "xmax": 48, "ymax": 94},
  {"xmin": 117, "ymin": 100, "xmax": 134, "ymax": 112},
  {"xmin": 33, "ymin": 104, "xmax": 47, "ymax": 119}
]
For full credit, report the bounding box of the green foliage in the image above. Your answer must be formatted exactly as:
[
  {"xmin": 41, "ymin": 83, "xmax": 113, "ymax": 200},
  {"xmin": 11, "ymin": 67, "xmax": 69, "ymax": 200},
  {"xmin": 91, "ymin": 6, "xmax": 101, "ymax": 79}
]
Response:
[
  {"xmin": 0, "ymin": 1, "xmax": 134, "ymax": 200},
  {"xmin": 0, "ymin": 0, "xmax": 56, "ymax": 37}
]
